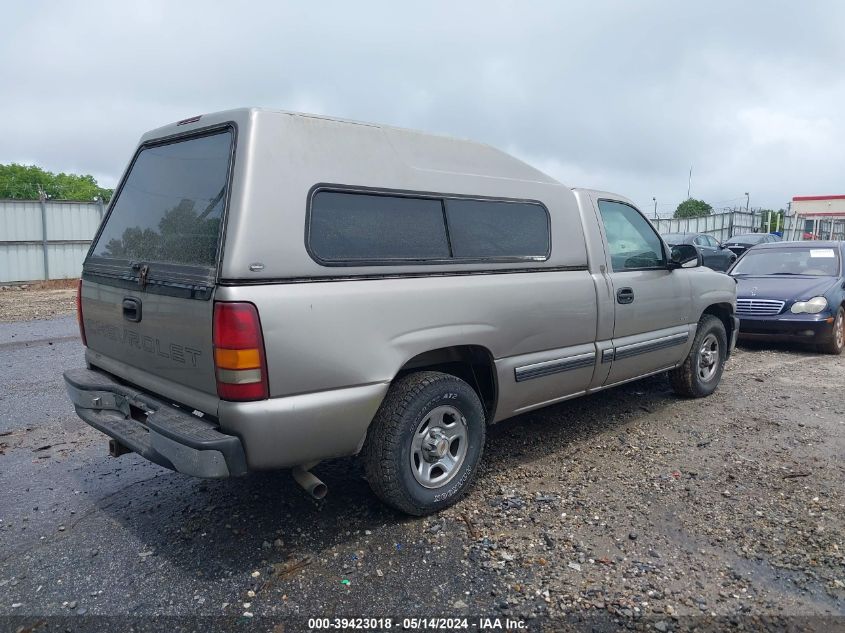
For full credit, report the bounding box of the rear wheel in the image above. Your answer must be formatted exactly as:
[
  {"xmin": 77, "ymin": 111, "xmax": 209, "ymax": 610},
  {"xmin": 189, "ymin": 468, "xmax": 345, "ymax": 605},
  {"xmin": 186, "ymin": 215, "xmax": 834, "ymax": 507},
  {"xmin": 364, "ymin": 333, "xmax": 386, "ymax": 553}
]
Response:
[
  {"xmin": 362, "ymin": 371, "xmax": 485, "ymax": 515},
  {"xmin": 669, "ymin": 315, "xmax": 727, "ymax": 398},
  {"xmin": 818, "ymin": 307, "xmax": 844, "ymax": 355}
]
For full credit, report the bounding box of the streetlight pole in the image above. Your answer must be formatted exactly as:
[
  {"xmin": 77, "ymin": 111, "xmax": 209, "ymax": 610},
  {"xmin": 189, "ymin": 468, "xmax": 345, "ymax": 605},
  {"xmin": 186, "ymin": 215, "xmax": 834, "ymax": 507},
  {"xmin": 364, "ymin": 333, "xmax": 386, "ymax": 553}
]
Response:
[{"xmin": 653, "ymin": 197, "xmax": 657, "ymax": 219}]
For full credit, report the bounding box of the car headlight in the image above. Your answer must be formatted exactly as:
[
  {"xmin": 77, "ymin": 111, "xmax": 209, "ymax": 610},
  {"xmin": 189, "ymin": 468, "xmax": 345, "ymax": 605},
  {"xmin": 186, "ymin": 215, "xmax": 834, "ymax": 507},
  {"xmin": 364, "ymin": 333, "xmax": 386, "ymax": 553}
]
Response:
[{"xmin": 790, "ymin": 296, "xmax": 828, "ymax": 314}]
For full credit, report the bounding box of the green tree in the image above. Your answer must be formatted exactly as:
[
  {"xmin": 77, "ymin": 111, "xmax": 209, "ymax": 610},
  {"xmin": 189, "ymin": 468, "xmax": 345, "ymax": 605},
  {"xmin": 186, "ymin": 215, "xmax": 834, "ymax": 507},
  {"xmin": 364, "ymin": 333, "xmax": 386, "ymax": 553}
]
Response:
[
  {"xmin": 759, "ymin": 209, "xmax": 785, "ymax": 232},
  {"xmin": 0, "ymin": 163, "xmax": 113, "ymax": 201},
  {"xmin": 674, "ymin": 198, "xmax": 713, "ymax": 219}
]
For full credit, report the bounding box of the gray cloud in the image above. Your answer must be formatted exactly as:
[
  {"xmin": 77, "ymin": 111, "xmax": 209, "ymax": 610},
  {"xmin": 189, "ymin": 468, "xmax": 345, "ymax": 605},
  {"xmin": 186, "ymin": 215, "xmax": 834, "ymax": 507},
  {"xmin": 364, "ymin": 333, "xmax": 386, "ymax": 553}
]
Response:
[{"xmin": 2, "ymin": 0, "xmax": 843, "ymax": 213}]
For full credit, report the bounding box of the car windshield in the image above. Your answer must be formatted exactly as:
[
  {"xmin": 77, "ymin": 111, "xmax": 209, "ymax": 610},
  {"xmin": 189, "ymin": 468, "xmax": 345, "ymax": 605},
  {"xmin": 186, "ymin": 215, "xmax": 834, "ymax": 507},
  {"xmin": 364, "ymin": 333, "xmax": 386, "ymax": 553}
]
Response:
[
  {"xmin": 661, "ymin": 233, "xmax": 688, "ymax": 243},
  {"xmin": 727, "ymin": 234, "xmax": 767, "ymax": 245},
  {"xmin": 731, "ymin": 247, "xmax": 840, "ymax": 276}
]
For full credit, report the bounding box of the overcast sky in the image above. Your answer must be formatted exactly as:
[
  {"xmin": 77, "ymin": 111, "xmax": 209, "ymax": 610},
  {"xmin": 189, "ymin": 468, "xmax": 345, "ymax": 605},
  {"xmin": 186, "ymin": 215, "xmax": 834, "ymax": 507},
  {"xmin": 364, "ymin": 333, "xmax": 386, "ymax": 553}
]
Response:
[{"xmin": 2, "ymin": 1, "xmax": 843, "ymax": 214}]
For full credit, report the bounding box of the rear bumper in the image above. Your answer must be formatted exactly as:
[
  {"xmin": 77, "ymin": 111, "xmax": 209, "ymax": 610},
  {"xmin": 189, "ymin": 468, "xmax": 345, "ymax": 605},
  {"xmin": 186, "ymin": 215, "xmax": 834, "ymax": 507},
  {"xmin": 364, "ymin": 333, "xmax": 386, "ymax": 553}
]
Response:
[
  {"xmin": 64, "ymin": 367, "xmax": 247, "ymax": 478},
  {"xmin": 737, "ymin": 314, "xmax": 835, "ymax": 342}
]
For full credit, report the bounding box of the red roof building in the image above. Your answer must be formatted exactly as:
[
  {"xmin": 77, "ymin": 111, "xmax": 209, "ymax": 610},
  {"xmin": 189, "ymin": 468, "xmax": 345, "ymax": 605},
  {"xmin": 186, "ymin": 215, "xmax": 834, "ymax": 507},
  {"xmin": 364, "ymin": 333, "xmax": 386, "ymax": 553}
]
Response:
[{"xmin": 791, "ymin": 195, "xmax": 845, "ymax": 240}]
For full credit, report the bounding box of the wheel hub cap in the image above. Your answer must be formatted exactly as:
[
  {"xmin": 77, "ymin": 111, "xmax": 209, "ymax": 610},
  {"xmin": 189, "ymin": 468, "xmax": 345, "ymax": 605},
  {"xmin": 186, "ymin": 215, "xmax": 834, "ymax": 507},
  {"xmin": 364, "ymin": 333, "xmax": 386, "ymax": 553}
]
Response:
[
  {"xmin": 422, "ymin": 431, "xmax": 450, "ymax": 461},
  {"xmin": 410, "ymin": 405, "xmax": 469, "ymax": 489},
  {"xmin": 698, "ymin": 333, "xmax": 720, "ymax": 382}
]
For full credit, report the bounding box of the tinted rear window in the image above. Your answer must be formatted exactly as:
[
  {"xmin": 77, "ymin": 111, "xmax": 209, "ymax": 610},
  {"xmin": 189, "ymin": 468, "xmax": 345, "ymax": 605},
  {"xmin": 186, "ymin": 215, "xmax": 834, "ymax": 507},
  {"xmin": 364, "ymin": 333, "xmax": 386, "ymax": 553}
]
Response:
[
  {"xmin": 445, "ymin": 199, "xmax": 549, "ymax": 258},
  {"xmin": 308, "ymin": 190, "xmax": 550, "ymax": 264},
  {"xmin": 91, "ymin": 129, "xmax": 233, "ymax": 269},
  {"xmin": 309, "ymin": 191, "xmax": 450, "ymax": 262}
]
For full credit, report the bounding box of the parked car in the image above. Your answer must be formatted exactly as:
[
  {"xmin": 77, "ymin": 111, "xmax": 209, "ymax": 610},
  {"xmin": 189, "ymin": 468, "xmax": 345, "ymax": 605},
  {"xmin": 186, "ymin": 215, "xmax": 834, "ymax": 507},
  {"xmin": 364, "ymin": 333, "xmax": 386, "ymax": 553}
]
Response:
[
  {"xmin": 661, "ymin": 233, "xmax": 736, "ymax": 271},
  {"xmin": 728, "ymin": 241, "xmax": 845, "ymax": 354},
  {"xmin": 724, "ymin": 232, "xmax": 780, "ymax": 257},
  {"xmin": 64, "ymin": 108, "xmax": 738, "ymax": 515}
]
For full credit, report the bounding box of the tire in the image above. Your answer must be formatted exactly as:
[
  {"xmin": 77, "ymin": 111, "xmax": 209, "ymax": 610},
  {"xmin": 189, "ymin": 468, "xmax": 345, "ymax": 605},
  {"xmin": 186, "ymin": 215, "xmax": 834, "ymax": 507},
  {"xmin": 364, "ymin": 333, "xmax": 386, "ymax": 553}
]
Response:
[
  {"xmin": 669, "ymin": 315, "xmax": 727, "ymax": 398},
  {"xmin": 818, "ymin": 307, "xmax": 844, "ymax": 355},
  {"xmin": 362, "ymin": 371, "xmax": 486, "ymax": 516}
]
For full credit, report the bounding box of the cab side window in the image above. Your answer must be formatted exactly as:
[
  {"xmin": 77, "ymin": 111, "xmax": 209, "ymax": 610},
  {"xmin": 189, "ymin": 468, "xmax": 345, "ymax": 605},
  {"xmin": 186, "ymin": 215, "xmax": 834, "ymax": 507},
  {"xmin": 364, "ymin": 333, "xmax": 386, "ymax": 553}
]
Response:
[{"xmin": 597, "ymin": 200, "xmax": 665, "ymax": 271}]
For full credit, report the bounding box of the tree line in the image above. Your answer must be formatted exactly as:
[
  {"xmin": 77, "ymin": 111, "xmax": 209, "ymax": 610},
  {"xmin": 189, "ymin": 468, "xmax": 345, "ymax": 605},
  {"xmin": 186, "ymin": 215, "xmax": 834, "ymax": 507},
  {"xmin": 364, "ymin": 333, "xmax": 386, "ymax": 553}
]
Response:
[{"xmin": 0, "ymin": 164, "xmax": 113, "ymax": 202}]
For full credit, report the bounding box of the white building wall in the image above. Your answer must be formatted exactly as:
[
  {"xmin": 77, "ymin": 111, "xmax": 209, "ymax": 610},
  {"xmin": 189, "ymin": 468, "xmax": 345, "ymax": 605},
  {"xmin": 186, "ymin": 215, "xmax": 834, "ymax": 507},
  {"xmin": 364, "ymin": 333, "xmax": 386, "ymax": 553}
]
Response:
[{"xmin": 792, "ymin": 197, "xmax": 845, "ymax": 215}]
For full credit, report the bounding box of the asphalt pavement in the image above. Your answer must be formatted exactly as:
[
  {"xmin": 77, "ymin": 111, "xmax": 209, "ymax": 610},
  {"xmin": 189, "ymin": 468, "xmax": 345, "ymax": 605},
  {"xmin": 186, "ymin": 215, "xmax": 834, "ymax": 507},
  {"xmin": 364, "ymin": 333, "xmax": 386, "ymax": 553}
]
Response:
[
  {"xmin": 0, "ymin": 316, "xmax": 498, "ymax": 621},
  {"xmin": 1, "ymin": 315, "xmax": 843, "ymax": 632}
]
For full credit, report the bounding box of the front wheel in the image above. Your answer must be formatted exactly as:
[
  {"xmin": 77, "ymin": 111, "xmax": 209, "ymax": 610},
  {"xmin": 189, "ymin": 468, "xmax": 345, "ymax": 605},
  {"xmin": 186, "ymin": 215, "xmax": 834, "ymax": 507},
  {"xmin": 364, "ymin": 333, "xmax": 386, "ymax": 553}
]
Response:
[
  {"xmin": 669, "ymin": 315, "xmax": 727, "ymax": 398},
  {"xmin": 818, "ymin": 307, "xmax": 844, "ymax": 355},
  {"xmin": 362, "ymin": 371, "xmax": 486, "ymax": 515}
]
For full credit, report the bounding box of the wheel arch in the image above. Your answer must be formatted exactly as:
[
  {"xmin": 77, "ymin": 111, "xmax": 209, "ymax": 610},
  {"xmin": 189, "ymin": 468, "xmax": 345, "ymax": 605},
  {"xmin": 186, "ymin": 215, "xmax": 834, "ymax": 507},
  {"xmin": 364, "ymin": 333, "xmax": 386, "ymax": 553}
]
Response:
[
  {"xmin": 702, "ymin": 302, "xmax": 735, "ymax": 357},
  {"xmin": 395, "ymin": 345, "xmax": 498, "ymax": 421}
]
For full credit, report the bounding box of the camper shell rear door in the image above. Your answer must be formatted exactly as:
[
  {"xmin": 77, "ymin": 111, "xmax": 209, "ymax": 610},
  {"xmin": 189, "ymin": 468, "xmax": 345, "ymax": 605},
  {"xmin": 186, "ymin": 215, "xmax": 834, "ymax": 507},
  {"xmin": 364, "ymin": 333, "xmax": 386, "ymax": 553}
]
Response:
[{"xmin": 81, "ymin": 124, "xmax": 237, "ymax": 414}]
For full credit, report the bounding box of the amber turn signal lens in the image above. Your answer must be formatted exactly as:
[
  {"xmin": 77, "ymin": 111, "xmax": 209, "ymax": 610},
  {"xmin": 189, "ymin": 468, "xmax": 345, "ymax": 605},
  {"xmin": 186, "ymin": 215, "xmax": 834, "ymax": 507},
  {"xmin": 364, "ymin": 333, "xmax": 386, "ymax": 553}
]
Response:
[{"xmin": 214, "ymin": 348, "xmax": 261, "ymax": 370}]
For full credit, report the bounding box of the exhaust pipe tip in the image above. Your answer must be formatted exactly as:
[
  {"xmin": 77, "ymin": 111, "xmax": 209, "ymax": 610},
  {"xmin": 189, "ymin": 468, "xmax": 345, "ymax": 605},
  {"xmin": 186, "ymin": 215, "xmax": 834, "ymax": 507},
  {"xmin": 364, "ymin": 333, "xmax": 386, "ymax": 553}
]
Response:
[
  {"xmin": 310, "ymin": 481, "xmax": 328, "ymax": 500},
  {"xmin": 292, "ymin": 465, "xmax": 327, "ymax": 500}
]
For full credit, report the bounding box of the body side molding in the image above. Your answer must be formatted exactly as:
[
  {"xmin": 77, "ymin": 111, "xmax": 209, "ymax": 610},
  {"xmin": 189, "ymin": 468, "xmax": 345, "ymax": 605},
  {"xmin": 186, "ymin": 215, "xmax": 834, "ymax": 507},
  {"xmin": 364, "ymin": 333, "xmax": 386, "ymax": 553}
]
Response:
[{"xmin": 514, "ymin": 351, "xmax": 596, "ymax": 382}]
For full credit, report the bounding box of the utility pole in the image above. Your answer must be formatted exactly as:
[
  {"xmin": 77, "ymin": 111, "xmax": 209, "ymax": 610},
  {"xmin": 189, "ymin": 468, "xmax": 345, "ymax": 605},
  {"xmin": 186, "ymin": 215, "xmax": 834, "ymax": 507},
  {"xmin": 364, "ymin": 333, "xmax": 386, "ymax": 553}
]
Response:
[
  {"xmin": 745, "ymin": 192, "xmax": 750, "ymax": 213},
  {"xmin": 653, "ymin": 197, "xmax": 657, "ymax": 219},
  {"xmin": 687, "ymin": 166, "xmax": 692, "ymax": 199}
]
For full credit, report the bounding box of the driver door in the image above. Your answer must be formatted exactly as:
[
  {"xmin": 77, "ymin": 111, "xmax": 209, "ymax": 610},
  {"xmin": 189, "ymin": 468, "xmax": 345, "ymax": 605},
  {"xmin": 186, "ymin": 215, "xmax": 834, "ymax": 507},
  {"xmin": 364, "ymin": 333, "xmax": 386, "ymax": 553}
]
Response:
[{"xmin": 595, "ymin": 199, "xmax": 693, "ymax": 386}]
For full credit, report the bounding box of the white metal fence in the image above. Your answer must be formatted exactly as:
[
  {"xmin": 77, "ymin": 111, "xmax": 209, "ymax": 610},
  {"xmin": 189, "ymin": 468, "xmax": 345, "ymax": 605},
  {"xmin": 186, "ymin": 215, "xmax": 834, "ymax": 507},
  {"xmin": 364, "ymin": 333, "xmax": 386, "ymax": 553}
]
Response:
[
  {"xmin": 652, "ymin": 209, "xmax": 803, "ymax": 242},
  {"xmin": 0, "ymin": 199, "xmax": 104, "ymax": 283}
]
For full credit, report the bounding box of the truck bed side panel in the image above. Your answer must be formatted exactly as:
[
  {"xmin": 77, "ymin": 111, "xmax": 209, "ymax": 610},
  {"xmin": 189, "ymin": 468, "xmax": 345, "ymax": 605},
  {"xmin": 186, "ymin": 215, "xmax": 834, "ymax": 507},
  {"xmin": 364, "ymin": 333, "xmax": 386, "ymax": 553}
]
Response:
[{"xmin": 216, "ymin": 269, "xmax": 599, "ymax": 426}]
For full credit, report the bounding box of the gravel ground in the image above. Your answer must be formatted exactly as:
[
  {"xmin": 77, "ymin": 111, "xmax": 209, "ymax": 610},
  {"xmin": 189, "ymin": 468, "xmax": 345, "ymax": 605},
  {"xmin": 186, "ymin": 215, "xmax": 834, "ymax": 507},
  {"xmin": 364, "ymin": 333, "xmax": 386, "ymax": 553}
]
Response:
[
  {"xmin": 0, "ymin": 311, "xmax": 843, "ymax": 631},
  {"xmin": 0, "ymin": 283, "xmax": 77, "ymax": 323}
]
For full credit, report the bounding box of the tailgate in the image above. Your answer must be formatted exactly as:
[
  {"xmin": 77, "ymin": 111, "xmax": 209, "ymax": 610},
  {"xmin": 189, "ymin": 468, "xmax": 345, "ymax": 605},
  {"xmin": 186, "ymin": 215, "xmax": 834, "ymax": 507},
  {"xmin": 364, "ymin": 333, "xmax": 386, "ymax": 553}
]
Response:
[
  {"xmin": 82, "ymin": 281, "xmax": 218, "ymax": 402},
  {"xmin": 81, "ymin": 126, "xmax": 235, "ymax": 412}
]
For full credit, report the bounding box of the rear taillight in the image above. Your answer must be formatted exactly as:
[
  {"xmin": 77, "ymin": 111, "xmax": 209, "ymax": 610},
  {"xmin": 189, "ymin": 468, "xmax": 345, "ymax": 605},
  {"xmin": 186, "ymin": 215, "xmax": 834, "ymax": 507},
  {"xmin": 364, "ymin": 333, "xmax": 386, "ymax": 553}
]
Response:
[
  {"xmin": 212, "ymin": 302, "xmax": 269, "ymax": 401},
  {"xmin": 76, "ymin": 279, "xmax": 87, "ymax": 346}
]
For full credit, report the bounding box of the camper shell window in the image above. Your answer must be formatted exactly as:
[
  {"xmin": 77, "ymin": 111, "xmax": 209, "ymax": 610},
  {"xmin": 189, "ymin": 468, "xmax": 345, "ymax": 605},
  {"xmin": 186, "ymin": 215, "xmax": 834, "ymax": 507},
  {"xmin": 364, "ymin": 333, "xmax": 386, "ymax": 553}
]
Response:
[
  {"xmin": 89, "ymin": 128, "xmax": 234, "ymax": 275},
  {"xmin": 308, "ymin": 191, "xmax": 450, "ymax": 262},
  {"xmin": 307, "ymin": 187, "xmax": 550, "ymax": 265},
  {"xmin": 445, "ymin": 198, "xmax": 550, "ymax": 259}
]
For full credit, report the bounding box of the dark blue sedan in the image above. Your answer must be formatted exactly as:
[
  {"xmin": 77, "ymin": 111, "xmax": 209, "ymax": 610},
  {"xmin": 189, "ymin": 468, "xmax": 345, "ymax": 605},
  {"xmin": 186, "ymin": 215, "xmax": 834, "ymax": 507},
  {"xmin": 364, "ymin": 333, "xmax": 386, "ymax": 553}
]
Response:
[{"xmin": 728, "ymin": 241, "xmax": 845, "ymax": 354}]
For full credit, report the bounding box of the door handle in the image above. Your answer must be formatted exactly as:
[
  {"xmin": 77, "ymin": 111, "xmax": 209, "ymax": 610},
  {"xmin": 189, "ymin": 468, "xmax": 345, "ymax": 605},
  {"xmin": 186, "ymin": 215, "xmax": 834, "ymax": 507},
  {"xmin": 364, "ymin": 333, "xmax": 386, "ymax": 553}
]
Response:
[
  {"xmin": 616, "ymin": 287, "xmax": 634, "ymax": 304},
  {"xmin": 122, "ymin": 297, "xmax": 142, "ymax": 323}
]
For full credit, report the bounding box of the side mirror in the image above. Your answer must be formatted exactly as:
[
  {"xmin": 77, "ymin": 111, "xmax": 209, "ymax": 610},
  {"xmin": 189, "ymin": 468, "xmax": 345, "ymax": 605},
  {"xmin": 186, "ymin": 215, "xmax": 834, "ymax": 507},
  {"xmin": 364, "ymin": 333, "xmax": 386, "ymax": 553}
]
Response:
[{"xmin": 668, "ymin": 244, "xmax": 701, "ymax": 269}]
